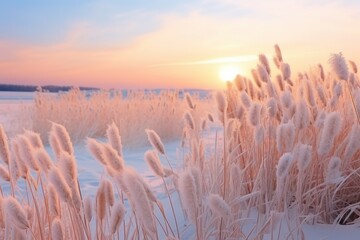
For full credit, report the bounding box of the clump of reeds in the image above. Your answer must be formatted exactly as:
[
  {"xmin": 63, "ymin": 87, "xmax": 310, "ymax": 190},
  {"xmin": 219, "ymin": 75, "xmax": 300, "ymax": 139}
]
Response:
[
  {"xmin": 1, "ymin": 44, "xmax": 360, "ymax": 239},
  {"xmin": 27, "ymin": 89, "xmax": 212, "ymax": 147}
]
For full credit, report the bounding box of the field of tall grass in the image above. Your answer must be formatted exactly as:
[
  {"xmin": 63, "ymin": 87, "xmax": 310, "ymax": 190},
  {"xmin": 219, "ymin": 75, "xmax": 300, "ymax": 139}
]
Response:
[
  {"xmin": 0, "ymin": 45, "xmax": 359, "ymax": 239},
  {"xmin": 30, "ymin": 89, "xmax": 212, "ymax": 147}
]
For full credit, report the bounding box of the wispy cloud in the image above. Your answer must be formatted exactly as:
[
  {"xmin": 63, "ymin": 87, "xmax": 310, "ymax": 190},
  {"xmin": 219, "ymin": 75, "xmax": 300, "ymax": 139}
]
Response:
[{"xmin": 151, "ymin": 55, "xmax": 257, "ymax": 67}]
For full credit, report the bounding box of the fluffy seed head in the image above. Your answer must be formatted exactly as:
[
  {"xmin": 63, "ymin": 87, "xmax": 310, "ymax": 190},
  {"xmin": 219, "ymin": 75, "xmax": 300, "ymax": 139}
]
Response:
[
  {"xmin": 259, "ymin": 54, "xmax": 271, "ymax": 75},
  {"xmin": 24, "ymin": 130, "xmax": 43, "ymax": 149},
  {"xmin": 122, "ymin": 168, "xmax": 156, "ymax": 234},
  {"xmin": 325, "ymin": 156, "xmax": 342, "ymax": 183},
  {"xmin": 145, "ymin": 150, "xmax": 165, "ymax": 177},
  {"xmin": 294, "ymin": 99, "xmax": 310, "ymax": 129},
  {"xmin": 276, "ymin": 74, "xmax": 284, "ymax": 91},
  {"xmin": 329, "ymin": 53, "xmax": 349, "ymax": 80},
  {"xmin": 49, "ymin": 167, "xmax": 72, "ymax": 202},
  {"xmin": 267, "ymin": 98, "xmax": 278, "ymax": 118},
  {"xmin": 296, "ymin": 144, "xmax": 312, "ymax": 172},
  {"xmin": 87, "ymin": 138, "xmax": 107, "ymax": 166},
  {"xmin": 317, "ymin": 112, "xmax": 342, "ymax": 156},
  {"xmin": 281, "ymin": 90, "xmax": 293, "ymax": 109},
  {"xmin": 178, "ymin": 171, "xmax": 197, "ymax": 223},
  {"xmin": 185, "ymin": 92, "xmax": 196, "ymax": 109},
  {"xmin": 84, "ymin": 197, "xmax": 93, "ymax": 222},
  {"xmin": 216, "ymin": 91, "xmax": 227, "ymax": 113},
  {"xmin": 17, "ymin": 135, "xmax": 40, "ymax": 171},
  {"xmin": 0, "ymin": 125, "xmax": 10, "ymax": 165},
  {"xmin": 276, "ymin": 121, "xmax": 295, "ymax": 153},
  {"xmin": 234, "ymin": 74, "xmax": 245, "ymax": 91},
  {"xmin": 248, "ymin": 102, "xmax": 262, "ymax": 127},
  {"xmin": 9, "ymin": 154, "xmax": 21, "ymax": 182},
  {"xmin": 58, "ymin": 151, "xmax": 78, "ymax": 184},
  {"xmin": 49, "ymin": 132, "xmax": 62, "ymax": 160},
  {"xmin": 208, "ymin": 194, "xmax": 230, "ymax": 218},
  {"xmin": 190, "ymin": 167, "xmax": 203, "ymax": 206},
  {"xmin": 51, "ymin": 123, "xmax": 74, "ymax": 156},
  {"xmin": 273, "ymin": 56, "xmax": 281, "ymax": 69},
  {"xmin": 349, "ymin": 60, "xmax": 358, "ymax": 74},
  {"xmin": 106, "ymin": 122, "xmax": 123, "ymax": 157},
  {"xmin": 104, "ymin": 179, "xmax": 115, "ymax": 207},
  {"xmin": 305, "ymin": 80, "xmax": 316, "ymax": 107},
  {"xmin": 11, "ymin": 139, "xmax": 28, "ymax": 178},
  {"xmin": 3, "ymin": 196, "xmax": 29, "ymax": 230},
  {"xmin": 145, "ymin": 129, "xmax": 165, "ymax": 155},
  {"xmin": 276, "ymin": 153, "xmax": 293, "ymax": 179},
  {"xmin": 267, "ymin": 81, "xmax": 277, "ymax": 98},
  {"xmin": 317, "ymin": 85, "xmax": 327, "ymax": 106},
  {"xmin": 240, "ymin": 91, "xmax": 252, "ymax": 108},
  {"xmin": 257, "ymin": 64, "xmax": 269, "ymax": 83},
  {"xmin": 47, "ymin": 184, "xmax": 60, "ymax": 217},
  {"xmin": 251, "ymin": 69, "xmax": 262, "ymax": 87},
  {"xmin": 184, "ymin": 111, "xmax": 195, "ymax": 130},
  {"xmin": 280, "ymin": 62, "xmax": 291, "ymax": 80},
  {"xmin": 96, "ymin": 180, "xmax": 107, "ymax": 220},
  {"xmin": 110, "ymin": 202, "xmax": 126, "ymax": 235},
  {"xmin": 274, "ymin": 44, "xmax": 283, "ymax": 62},
  {"xmin": 102, "ymin": 143, "xmax": 125, "ymax": 172},
  {"xmin": 333, "ymin": 83, "xmax": 342, "ymax": 98},
  {"xmin": 318, "ymin": 64, "xmax": 325, "ymax": 81},
  {"xmin": 35, "ymin": 148, "xmax": 53, "ymax": 173}
]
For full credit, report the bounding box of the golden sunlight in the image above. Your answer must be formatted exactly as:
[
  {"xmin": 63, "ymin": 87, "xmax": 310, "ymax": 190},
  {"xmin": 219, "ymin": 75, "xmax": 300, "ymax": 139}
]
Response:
[{"xmin": 219, "ymin": 65, "xmax": 243, "ymax": 82}]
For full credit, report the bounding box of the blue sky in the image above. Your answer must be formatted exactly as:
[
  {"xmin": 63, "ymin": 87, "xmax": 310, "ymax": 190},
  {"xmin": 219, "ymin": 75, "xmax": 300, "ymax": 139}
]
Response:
[{"xmin": 0, "ymin": 1, "xmax": 193, "ymax": 45}]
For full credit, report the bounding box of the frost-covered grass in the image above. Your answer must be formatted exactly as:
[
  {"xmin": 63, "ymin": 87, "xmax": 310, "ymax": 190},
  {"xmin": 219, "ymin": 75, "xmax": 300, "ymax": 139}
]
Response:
[
  {"xmin": 30, "ymin": 89, "xmax": 212, "ymax": 147},
  {"xmin": 0, "ymin": 45, "xmax": 360, "ymax": 239}
]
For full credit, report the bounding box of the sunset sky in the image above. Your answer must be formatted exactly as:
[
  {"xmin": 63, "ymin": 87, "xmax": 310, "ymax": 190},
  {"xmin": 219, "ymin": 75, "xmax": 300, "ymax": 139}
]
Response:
[{"xmin": 0, "ymin": 0, "xmax": 359, "ymax": 89}]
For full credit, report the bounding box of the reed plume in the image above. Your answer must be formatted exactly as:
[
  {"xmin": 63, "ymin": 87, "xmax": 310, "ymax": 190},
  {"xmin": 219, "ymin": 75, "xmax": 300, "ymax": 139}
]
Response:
[
  {"xmin": 317, "ymin": 112, "xmax": 342, "ymax": 156},
  {"xmin": 110, "ymin": 202, "xmax": 126, "ymax": 235},
  {"xmin": 0, "ymin": 124, "xmax": 10, "ymax": 165},
  {"xmin": 207, "ymin": 194, "xmax": 230, "ymax": 218},
  {"xmin": 145, "ymin": 150, "xmax": 165, "ymax": 177},
  {"xmin": 185, "ymin": 92, "xmax": 196, "ymax": 109},
  {"xmin": 51, "ymin": 122, "xmax": 74, "ymax": 156},
  {"xmin": 106, "ymin": 122, "xmax": 123, "ymax": 157},
  {"xmin": 87, "ymin": 138, "xmax": 107, "ymax": 166},
  {"xmin": 49, "ymin": 167, "xmax": 72, "ymax": 202},
  {"xmin": 3, "ymin": 196, "xmax": 29, "ymax": 230},
  {"xmin": 146, "ymin": 129, "xmax": 165, "ymax": 155},
  {"xmin": 178, "ymin": 171, "xmax": 197, "ymax": 223},
  {"xmin": 329, "ymin": 53, "xmax": 349, "ymax": 80},
  {"xmin": 259, "ymin": 54, "xmax": 271, "ymax": 75}
]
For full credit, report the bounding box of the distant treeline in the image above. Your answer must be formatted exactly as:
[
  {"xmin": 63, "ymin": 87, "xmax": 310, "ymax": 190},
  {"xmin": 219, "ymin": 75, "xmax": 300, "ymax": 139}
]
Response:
[{"xmin": 0, "ymin": 84, "xmax": 99, "ymax": 92}]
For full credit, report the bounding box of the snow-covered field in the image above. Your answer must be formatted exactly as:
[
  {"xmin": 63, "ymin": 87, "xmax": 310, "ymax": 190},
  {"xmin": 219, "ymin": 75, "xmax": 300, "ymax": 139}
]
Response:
[{"xmin": 1, "ymin": 88, "xmax": 360, "ymax": 239}]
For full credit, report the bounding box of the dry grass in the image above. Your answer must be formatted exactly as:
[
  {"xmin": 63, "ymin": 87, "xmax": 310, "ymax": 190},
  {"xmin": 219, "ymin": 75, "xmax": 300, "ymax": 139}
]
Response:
[
  {"xmin": 29, "ymin": 89, "xmax": 212, "ymax": 147},
  {"xmin": 0, "ymin": 45, "xmax": 359, "ymax": 239}
]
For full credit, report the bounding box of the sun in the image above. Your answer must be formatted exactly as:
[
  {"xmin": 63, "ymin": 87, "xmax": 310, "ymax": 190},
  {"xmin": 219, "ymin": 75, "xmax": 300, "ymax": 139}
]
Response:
[{"xmin": 218, "ymin": 65, "xmax": 243, "ymax": 82}]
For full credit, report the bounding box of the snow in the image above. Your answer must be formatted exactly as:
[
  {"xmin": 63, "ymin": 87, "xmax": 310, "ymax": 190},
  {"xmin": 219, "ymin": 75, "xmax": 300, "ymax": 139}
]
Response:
[{"xmin": 1, "ymin": 91, "xmax": 360, "ymax": 239}]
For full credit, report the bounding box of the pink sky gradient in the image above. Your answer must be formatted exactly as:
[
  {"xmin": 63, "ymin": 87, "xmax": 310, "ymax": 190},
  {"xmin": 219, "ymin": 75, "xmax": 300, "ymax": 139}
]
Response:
[{"xmin": 0, "ymin": 1, "xmax": 359, "ymax": 89}]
